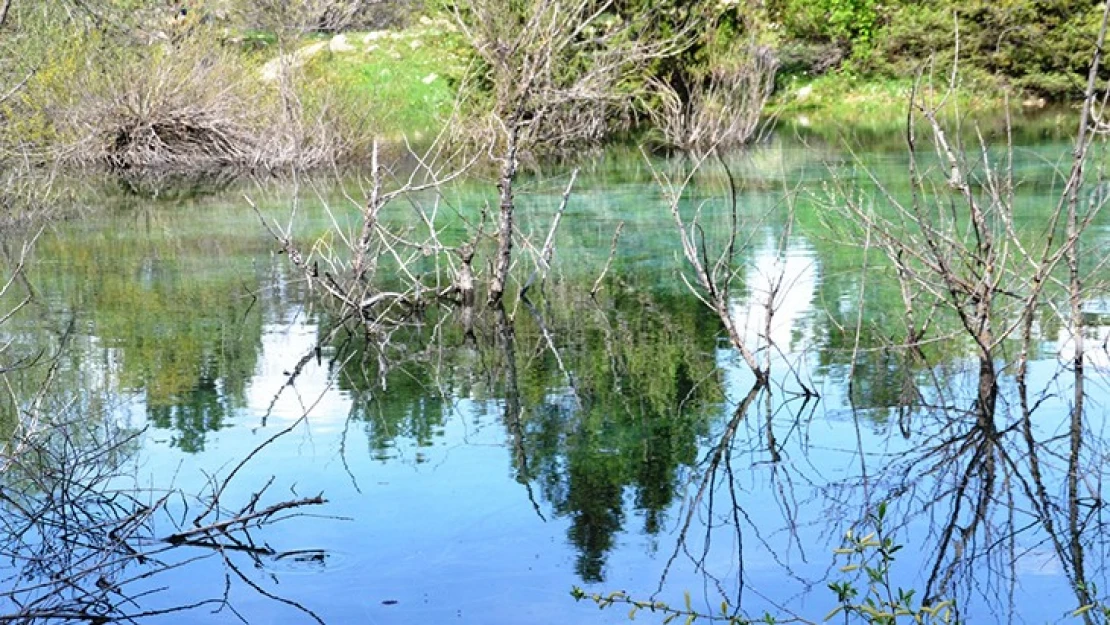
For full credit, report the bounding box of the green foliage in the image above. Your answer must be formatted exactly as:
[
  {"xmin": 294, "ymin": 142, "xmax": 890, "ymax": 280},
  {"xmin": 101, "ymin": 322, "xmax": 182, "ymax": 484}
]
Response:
[
  {"xmin": 774, "ymin": 0, "xmax": 1106, "ymax": 101},
  {"xmin": 771, "ymin": 0, "xmax": 879, "ymax": 48},
  {"xmin": 1070, "ymin": 582, "xmax": 1110, "ymax": 620},
  {"xmin": 860, "ymin": 0, "xmax": 1104, "ymax": 99},
  {"xmin": 827, "ymin": 503, "xmax": 955, "ymax": 624},
  {"xmin": 571, "ymin": 586, "xmax": 773, "ymax": 625}
]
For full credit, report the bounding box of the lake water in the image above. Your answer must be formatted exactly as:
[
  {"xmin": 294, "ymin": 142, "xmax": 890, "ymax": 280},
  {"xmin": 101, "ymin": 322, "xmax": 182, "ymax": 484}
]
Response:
[{"xmin": 2, "ymin": 125, "xmax": 1108, "ymax": 624}]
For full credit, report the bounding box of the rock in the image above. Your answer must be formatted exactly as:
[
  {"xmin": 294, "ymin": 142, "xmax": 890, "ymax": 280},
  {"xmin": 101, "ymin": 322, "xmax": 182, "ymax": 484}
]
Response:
[
  {"xmin": 330, "ymin": 34, "xmax": 355, "ymax": 53},
  {"xmin": 259, "ymin": 41, "xmax": 328, "ymax": 82}
]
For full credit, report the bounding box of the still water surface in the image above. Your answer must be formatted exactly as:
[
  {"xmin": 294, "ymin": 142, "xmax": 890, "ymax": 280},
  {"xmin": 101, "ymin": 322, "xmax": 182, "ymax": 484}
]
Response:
[{"xmin": 2, "ymin": 128, "xmax": 1108, "ymax": 623}]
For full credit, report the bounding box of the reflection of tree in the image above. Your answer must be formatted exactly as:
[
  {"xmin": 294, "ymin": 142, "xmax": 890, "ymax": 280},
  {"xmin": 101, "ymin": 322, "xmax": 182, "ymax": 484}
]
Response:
[
  {"xmin": 327, "ymin": 317, "xmax": 452, "ymax": 460},
  {"xmin": 148, "ymin": 372, "xmax": 228, "ymax": 453},
  {"xmin": 324, "ymin": 284, "xmax": 723, "ymax": 582},
  {"xmin": 511, "ymin": 288, "xmax": 721, "ymax": 582},
  {"xmin": 0, "ymin": 204, "xmax": 327, "ymax": 623},
  {"xmin": 29, "ymin": 206, "xmax": 268, "ymax": 451}
]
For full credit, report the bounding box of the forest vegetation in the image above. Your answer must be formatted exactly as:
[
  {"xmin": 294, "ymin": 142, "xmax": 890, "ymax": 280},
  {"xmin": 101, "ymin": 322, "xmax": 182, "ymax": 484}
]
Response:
[{"xmin": 0, "ymin": 0, "xmax": 1103, "ymax": 173}]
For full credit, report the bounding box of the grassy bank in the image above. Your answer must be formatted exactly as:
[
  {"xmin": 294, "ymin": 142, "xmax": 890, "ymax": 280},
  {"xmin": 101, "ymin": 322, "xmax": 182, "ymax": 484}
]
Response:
[
  {"xmin": 770, "ymin": 72, "xmax": 1082, "ymax": 144},
  {"xmin": 295, "ymin": 16, "xmax": 471, "ymax": 144},
  {"xmin": 0, "ymin": 1, "xmax": 1096, "ymax": 174}
]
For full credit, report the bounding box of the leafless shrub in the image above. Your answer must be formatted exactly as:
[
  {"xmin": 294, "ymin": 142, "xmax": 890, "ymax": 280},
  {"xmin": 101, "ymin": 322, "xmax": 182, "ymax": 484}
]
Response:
[
  {"xmin": 454, "ymin": 0, "xmax": 682, "ymax": 156},
  {"xmin": 254, "ymin": 138, "xmax": 482, "ymax": 352},
  {"xmin": 814, "ymin": 6, "xmax": 1110, "ymax": 609},
  {"xmin": 649, "ymin": 44, "xmax": 778, "ymax": 152},
  {"xmin": 53, "ymin": 39, "xmax": 340, "ymax": 172}
]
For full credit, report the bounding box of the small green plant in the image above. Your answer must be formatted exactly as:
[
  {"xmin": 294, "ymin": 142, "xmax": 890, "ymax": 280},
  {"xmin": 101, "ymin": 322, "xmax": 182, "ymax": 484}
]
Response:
[
  {"xmin": 571, "ymin": 502, "xmax": 957, "ymax": 624},
  {"xmin": 1071, "ymin": 582, "xmax": 1110, "ymax": 620},
  {"xmin": 570, "ymin": 587, "xmax": 775, "ymax": 624},
  {"xmin": 825, "ymin": 502, "xmax": 954, "ymax": 624}
]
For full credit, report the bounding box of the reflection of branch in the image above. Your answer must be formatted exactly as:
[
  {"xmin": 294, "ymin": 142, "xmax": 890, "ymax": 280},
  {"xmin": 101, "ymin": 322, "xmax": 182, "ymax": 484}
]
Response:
[
  {"xmin": 496, "ymin": 305, "xmax": 546, "ymax": 521},
  {"xmin": 521, "ymin": 296, "xmax": 578, "ymax": 403},
  {"xmin": 224, "ymin": 551, "xmax": 326, "ymax": 625},
  {"xmin": 656, "ymin": 384, "xmax": 761, "ymax": 594},
  {"xmin": 590, "ymin": 221, "xmax": 624, "ymax": 298}
]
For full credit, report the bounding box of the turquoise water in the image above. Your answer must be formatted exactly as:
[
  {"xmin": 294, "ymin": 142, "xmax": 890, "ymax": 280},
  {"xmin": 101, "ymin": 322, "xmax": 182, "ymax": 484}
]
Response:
[{"xmin": 1, "ymin": 129, "xmax": 1108, "ymax": 623}]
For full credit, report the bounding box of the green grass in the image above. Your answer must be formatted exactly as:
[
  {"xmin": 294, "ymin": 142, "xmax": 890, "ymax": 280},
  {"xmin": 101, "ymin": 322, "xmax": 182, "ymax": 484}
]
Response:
[
  {"xmin": 299, "ymin": 17, "xmax": 472, "ymax": 142},
  {"xmin": 770, "ymin": 72, "xmax": 1009, "ymax": 138}
]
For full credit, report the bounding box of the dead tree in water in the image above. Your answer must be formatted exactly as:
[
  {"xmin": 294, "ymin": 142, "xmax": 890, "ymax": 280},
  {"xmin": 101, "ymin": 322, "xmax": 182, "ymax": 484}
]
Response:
[
  {"xmin": 646, "ymin": 151, "xmax": 770, "ymax": 388},
  {"xmin": 832, "ymin": 52, "xmax": 1109, "ymax": 427},
  {"xmin": 253, "ymin": 140, "xmax": 480, "ymax": 331},
  {"xmin": 453, "ymin": 0, "xmax": 685, "ymax": 304},
  {"xmin": 825, "ymin": 8, "xmax": 1110, "ymax": 611}
]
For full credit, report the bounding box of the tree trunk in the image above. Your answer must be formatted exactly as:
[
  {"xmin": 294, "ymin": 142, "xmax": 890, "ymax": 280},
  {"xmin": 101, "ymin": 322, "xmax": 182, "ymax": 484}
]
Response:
[{"xmin": 488, "ymin": 129, "xmax": 519, "ymax": 305}]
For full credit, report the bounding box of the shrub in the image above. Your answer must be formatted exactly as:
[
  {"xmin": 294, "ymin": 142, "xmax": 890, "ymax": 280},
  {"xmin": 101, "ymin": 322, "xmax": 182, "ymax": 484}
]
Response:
[{"xmin": 76, "ymin": 43, "xmax": 272, "ymax": 170}]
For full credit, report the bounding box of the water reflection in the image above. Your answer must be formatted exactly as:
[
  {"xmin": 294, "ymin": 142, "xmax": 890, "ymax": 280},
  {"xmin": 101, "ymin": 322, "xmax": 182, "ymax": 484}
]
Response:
[{"xmin": 6, "ymin": 138, "xmax": 1110, "ymax": 622}]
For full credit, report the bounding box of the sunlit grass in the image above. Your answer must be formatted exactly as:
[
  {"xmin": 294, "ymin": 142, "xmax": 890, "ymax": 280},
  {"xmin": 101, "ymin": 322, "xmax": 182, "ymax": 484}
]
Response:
[{"xmin": 299, "ymin": 18, "xmax": 472, "ymax": 142}]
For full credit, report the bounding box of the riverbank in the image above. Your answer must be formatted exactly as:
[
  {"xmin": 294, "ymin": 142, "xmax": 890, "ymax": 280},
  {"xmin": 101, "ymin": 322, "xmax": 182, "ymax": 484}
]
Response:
[
  {"xmin": 0, "ymin": 2, "xmax": 1093, "ymax": 176},
  {"xmin": 771, "ymin": 72, "xmax": 1082, "ymax": 142}
]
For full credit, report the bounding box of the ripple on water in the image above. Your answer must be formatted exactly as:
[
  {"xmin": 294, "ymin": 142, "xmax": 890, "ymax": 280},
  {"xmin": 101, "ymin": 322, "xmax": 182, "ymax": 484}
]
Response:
[{"xmin": 263, "ymin": 549, "xmax": 351, "ymax": 574}]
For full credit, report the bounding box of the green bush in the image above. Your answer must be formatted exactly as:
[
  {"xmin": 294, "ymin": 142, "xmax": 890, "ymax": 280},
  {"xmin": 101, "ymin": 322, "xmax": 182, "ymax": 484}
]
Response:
[{"xmin": 773, "ymin": 0, "xmax": 1105, "ymax": 101}]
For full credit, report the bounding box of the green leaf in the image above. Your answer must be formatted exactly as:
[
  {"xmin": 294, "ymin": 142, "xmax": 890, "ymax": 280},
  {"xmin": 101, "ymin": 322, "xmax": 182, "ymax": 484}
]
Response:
[{"xmin": 1073, "ymin": 604, "xmax": 1096, "ymax": 617}]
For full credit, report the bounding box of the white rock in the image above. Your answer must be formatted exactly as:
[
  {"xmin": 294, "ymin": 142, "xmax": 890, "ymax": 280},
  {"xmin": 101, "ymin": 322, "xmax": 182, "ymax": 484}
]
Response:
[
  {"xmin": 330, "ymin": 34, "xmax": 355, "ymax": 53},
  {"xmin": 259, "ymin": 41, "xmax": 328, "ymax": 82}
]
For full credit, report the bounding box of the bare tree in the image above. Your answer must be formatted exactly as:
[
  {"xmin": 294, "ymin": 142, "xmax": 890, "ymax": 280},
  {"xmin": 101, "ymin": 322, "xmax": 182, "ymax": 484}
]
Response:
[
  {"xmin": 452, "ymin": 0, "xmax": 685, "ymax": 304},
  {"xmin": 649, "ymin": 43, "xmax": 778, "ymax": 152}
]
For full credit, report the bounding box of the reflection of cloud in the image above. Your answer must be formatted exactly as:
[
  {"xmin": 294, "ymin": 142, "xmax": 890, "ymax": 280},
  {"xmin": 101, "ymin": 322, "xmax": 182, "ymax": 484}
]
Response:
[
  {"xmin": 245, "ymin": 318, "xmax": 351, "ymax": 431},
  {"xmin": 1013, "ymin": 547, "xmax": 1063, "ymax": 577},
  {"xmin": 1057, "ymin": 299, "xmax": 1110, "ymax": 371},
  {"xmin": 727, "ymin": 230, "xmax": 818, "ymax": 366}
]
